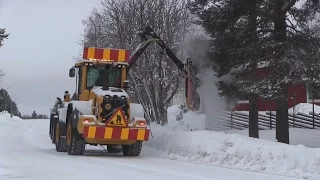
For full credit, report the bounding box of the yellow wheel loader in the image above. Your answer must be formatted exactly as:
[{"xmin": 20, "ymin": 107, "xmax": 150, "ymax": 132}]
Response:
[{"xmin": 49, "ymin": 26, "xmax": 200, "ymax": 156}]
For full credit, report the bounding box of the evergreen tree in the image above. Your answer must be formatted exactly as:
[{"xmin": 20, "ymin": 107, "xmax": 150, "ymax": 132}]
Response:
[
  {"xmin": 188, "ymin": 0, "xmax": 265, "ymax": 138},
  {"xmin": 31, "ymin": 110, "xmax": 37, "ymax": 119},
  {"xmin": 0, "ymin": 28, "xmax": 9, "ymax": 47},
  {"xmin": 188, "ymin": 0, "xmax": 320, "ymax": 144},
  {"xmin": 0, "ymin": 89, "xmax": 20, "ymax": 116}
]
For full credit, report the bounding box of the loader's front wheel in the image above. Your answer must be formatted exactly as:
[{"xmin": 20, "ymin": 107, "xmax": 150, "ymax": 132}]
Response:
[
  {"xmin": 55, "ymin": 121, "xmax": 67, "ymax": 152},
  {"xmin": 66, "ymin": 121, "xmax": 86, "ymax": 155},
  {"xmin": 122, "ymin": 141, "xmax": 142, "ymax": 156}
]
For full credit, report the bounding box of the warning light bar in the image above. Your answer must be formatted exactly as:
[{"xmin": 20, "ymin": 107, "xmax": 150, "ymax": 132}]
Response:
[{"xmin": 83, "ymin": 47, "xmax": 130, "ymax": 62}]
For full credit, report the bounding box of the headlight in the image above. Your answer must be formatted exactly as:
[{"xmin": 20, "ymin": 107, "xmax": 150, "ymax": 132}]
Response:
[
  {"xmin": 105, "ymin": 95, "xmax": 110, "ymax": 99},
  {"xmin": 135, "ymin": 120, "xmax": 147, "ymax": 127}
]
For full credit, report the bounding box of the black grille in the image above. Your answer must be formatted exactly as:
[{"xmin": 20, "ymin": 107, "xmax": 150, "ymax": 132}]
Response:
[{"xmin": 100, "ymin": 97, "xmax": 129, "ymax": 123}]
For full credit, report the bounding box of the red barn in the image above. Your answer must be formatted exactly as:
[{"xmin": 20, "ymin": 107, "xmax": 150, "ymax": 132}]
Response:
[{"xmin": 233, "ymin": 65, "xmax": 318, "ymax": 111}]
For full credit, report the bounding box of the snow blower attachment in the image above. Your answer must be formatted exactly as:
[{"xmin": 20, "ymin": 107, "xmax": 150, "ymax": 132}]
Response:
[{"xmin": 49, "ymin": 26, "xmax": 200, "ymax": 156}]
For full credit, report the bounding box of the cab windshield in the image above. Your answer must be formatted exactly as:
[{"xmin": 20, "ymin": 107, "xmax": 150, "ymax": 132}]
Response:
[{"xmin": 87, "ymin": 66, "xmax": 122, "ymax": 88}]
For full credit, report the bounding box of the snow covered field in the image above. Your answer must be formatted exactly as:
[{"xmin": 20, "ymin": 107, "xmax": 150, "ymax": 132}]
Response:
[{"xmin": 143, "ymin": 105, "xmax": 320, "ymax": 180}]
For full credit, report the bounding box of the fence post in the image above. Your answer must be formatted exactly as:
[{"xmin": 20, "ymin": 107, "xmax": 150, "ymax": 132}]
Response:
[
  {"xmin": 230, "ymin": 110, "xmax": 233, "ymax": 129},
  {"xmin": 292, "ymin": 104, "xmax": 295, "ymax": 128},
  {"xmin": 313, "ymin": 98, "xmax": 315, "ymax": 129},
  {"xmin": 269, "ymin": 100, "xmax": 272, "ymax": 129}
]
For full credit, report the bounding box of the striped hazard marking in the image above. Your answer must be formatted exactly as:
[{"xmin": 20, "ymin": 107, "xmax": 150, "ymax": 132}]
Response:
[{"xmin": 83, "ymin": 126, "xmax": 150, "ymax": 141}]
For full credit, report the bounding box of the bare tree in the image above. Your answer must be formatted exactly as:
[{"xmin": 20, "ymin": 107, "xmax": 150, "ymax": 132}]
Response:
[{"xmin": 81, "ymin": 0, "xmax": 193, "ymax": 125}]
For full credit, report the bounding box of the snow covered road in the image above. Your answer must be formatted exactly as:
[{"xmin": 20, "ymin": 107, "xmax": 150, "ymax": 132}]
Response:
[{"xmin": 0, "ymin": 119, "xmax": 303, "ymax": 180}]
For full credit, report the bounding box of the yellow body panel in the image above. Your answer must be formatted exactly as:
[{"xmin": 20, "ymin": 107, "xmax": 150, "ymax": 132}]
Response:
[
  {"xmin": 103, "ymin": 49, "xmax": 111, "ymax": 60},
  {"xmin": 87, "ymin": 47, "xmax": 96, "ymax": 59}
]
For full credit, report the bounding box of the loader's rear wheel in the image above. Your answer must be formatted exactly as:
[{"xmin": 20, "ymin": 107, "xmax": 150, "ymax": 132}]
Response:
[
  {"xmin": 122, "ymin": 141, "xmax": 142, "ymax": 156},
  {"xmin": 66, "ymin": 121, "xmax": 86, "ymax": 155},
  {"xmin": 55, "ymin": 121, "xmax": 67, "ymax": 152},
  {"xmin": 49, "ymin": 115, "xmax": 52, "ymax": 139},
  {"xmin": 51, "ymin": 122, "xmax": 56, "ymax": 144},
  {"xmin": 50, "ymin": 114, "xmax": 56, "ymax": 142},
  {"xmin": 50, "ymin": 118, "xmax": 55, "ymax": 143}
]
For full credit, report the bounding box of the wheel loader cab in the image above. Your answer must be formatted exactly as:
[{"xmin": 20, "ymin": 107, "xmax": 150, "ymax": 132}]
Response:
[
  {"xmin": 69, "ymin": 62, "xmax": 128, "ymax": 101},
  {"xmin": 87, "ymin": 64, "xmax": 122, "ymax": 88}
]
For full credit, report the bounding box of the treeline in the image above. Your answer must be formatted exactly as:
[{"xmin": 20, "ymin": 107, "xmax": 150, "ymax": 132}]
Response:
[{"xmin": 21, "ymin": 110, "xmax": 48, "ymax": 119}]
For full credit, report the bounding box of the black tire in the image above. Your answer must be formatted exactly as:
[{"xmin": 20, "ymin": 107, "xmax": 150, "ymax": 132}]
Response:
[
  {"xmin": 107, "ymin": 145, "xmax": 122, "ymax": 153},
  {"xmin": 122, "ymin": 141, "xmax": 142, "ymax": 156},
  {"xmin": 66, "ymin": 120, "xmax": 86, "ymax": 155},
  {"xmin": 50, "ymin": 118, "xmax": 56, "ymax": 144},
  {"xmin": 55, "ymin": 120, "xmax": 67, "ymax": 152},
  {"xmin": 49, "ymin": 114, "xmax": 53, "ymax": 139}
]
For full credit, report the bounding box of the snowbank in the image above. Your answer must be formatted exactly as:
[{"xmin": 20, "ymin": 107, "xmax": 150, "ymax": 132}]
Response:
[
  {"xmin": 146, "ymin": 129, "xmax": 320, "ymax": 179},
  {"xmin": 144, "ymin": 104, "xmax": 320, "ymax": 179},
  {"xmin": 225, "ymin": 128, "xmax": 320, "ymax": 148},
  {"xmin": 0, "ymin": 112, "xmax": 21, "ymax": 176},
  {"xmin": 289, "ymin": 103, "xmax": 320, "ymax": 115},
  {"xmin": 0, "ymin": 111, "xmax": 21, "ymax": 126}
]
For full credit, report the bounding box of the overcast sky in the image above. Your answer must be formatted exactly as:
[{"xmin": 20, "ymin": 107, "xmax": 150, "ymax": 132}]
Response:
[{"xmin": 0, "ymin": 0, "xmax": 100, "ymax": 115}]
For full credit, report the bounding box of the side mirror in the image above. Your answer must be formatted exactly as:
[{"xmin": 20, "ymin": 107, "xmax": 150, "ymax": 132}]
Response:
[{"xmin": 69, "ymin": 67, "xmax": 75, "ymax": 77}]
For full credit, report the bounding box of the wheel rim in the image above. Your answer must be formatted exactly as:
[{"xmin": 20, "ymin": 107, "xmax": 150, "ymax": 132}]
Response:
[
  {"xmin": 67, "ymin": 124, "xmax": 72, "ymax": 145},
  {"xmin": 55, "ymin": 122, "xmax": 59, "ymax": 143}
]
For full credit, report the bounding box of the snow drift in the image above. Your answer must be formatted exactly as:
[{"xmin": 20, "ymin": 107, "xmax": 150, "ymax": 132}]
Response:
[
  {"xmin": 0, "ymin": 111, "xmax": 21, "ymax": 176},
  {"xmin": 0, "ymin": 111, "xmax": 21, "ymax": 126},
  {"xmin": 144, "ymin": 104, "xmax": 320, "ymax": 179}
]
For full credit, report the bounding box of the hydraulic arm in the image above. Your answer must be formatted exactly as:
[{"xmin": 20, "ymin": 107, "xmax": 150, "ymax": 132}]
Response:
[{"xmin": 127, "ymin": 26, "xmax": 200, "ymax": 111}]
